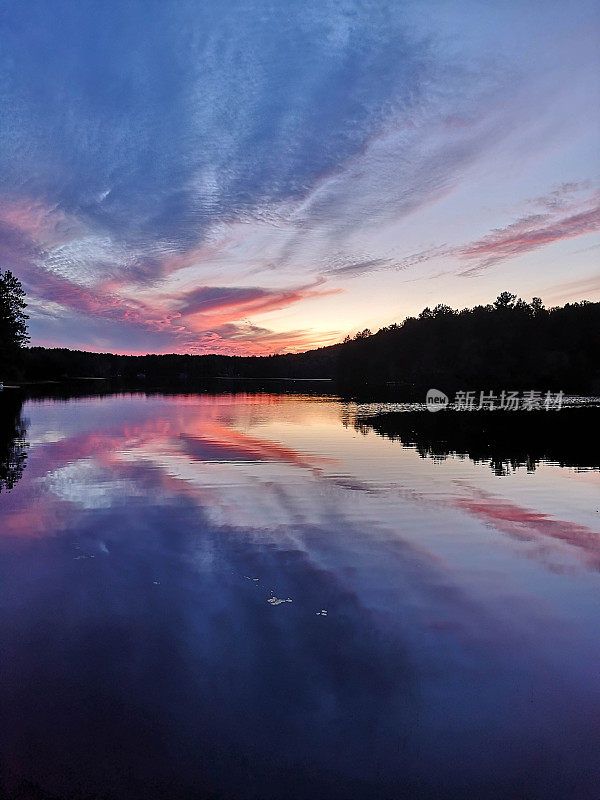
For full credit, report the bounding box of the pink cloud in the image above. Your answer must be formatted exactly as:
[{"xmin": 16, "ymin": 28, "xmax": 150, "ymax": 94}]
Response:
[
  {"xmin": 0, "ymin": 196, "xmax": 77, "ymax": 245},
  {"xmin": 29, "ymin": 267, "xmax": 181, "ymax": 332},
  {"xmin": 26, "ymin": 266, "xmax": 341, "ymax": 356},
  {"xmin": 459, "ymin": 193, "xmax": 600, "ymax": 274},
  {"xmin": 175, "ymin": 279, "xmax": 340, "ymax": 329},
  {"xmin": 387, "ymin": 186, "xmax": 600, "ymax": 281},
  {"xmin": 178, "ymin": 322, "xmax": 341, "ymax": 356},
  {"xmin": 0, "ymin": 192, "xmax": 343, "ymax": 355}
]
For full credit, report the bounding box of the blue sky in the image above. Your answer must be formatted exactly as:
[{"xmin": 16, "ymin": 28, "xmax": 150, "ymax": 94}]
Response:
[{"xmin": 1, "ymin": 0, "xmax": 598, "ymax": 353}]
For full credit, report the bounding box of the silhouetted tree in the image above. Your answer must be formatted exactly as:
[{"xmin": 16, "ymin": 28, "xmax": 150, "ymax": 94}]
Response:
[
  {"xmin": 354, "ymin": 328, "xmax": 372, "ymax": 339},
  {"xmin": 0, "ymin": 270, "xmax": 29, "ymax": 377},
  {"xmin": 494, "ymin": 291, "xmax": 517, "ymax": 309}
]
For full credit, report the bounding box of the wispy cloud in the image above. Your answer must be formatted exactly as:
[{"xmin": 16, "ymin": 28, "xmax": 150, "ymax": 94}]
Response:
[
  {"xmin": 542, "ymin": 274, "xmax": 600, "ymax": 305},
  {"xmin": 458, "ymin": 192, "xmax": 600, "ymax": 275},
  {"xmin": 0, "ymin": 1, "xmax": 598, "ymax": 351},
  {"xmin": 0, "ymin": 0, "xmax": 447, "ymax": 350},
  {"xmin": 174, "ymin": 280, "xmax": 337, "ymax": 319},
  {"xmin": 369, "ymin": 186, "xmax": 600, "ymax": 282}
]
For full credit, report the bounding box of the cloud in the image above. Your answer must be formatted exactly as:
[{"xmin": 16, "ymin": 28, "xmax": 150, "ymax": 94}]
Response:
[
  {"xmin": 458, "ymin": 193, "xmax": 600, "ymax": 275},
  {"xmin": 377, "ymin": 186, "xmax": 600, "ymax": 281},
  {"xmin": 1, "ymin": 1, "xmax": 598, "ymax": 352},
  {"xmin": 542, "ymin": 274, "xmax": 600, "ymax": 305},
  {"xmin": 175, "ymin": 280, "xmax": 338, "ymax": 318},
  {"xmin": 0, "ymin": 0, "xmax": 433, "ymax": 259},
  {"xmin": 179, "ymin": 321, "xmax": 341, "ymax": 356},
  {"xmin": 27, "ymin": 270, "xmax": 340, "ymax": 354},
  {"xmin": 0, "ymin": 0, "xmax": 450, "ymax": 350},
  {"xmin": 527, "ymin": 181, "xmax": 592, "ymax": 211},
  {"xmin": 323, "ymin": 258, "xmax": 393, "ymax": 278},
  {"xmin": 0, "ymin": 193, "xmax": 342, "ymax": 352},
  {"xmin": 322, "ymin": 248, "xmax": 452, "ymax": 279}
]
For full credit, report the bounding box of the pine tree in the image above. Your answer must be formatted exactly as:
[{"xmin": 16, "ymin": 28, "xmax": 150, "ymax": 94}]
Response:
[{"xmin": 0, "ymin": 270, "xmax": 29, "ymax": 376}]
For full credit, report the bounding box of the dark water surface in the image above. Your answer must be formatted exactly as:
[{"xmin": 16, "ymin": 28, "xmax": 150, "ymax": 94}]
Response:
[{"xmin": 0, "ymin": 393, "xmax": 598, "ymax": 800}]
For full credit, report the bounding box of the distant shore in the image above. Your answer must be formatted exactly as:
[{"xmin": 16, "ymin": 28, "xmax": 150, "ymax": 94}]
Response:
[{"xmin": 4, "ymin": 296, "xmax": 599, "ymax": 397}]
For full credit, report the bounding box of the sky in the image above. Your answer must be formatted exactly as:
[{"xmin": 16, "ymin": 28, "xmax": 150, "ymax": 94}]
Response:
[{"xmin": 0, "ymin": 0, "xmax": 599, "ymax": 355}]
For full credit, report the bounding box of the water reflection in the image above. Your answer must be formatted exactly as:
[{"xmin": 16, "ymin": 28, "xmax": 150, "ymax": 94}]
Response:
[
  {"xmin": 0, "ymin": 393, "xmax": 598, "ymax": 800},
  {"xmin": 351, "ymin": 406, "xmax": 600, "ymax": 474},
  {"xmin": 0, "ymin": 393, "xmax": 28, "ymax": 493}
]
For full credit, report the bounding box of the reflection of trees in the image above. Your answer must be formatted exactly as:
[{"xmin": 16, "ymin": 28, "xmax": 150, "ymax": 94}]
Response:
[
  {"xmin": 353, "ymin": 408, "xmax": 600, "ymax": 475},
  {"xmin": 0, "ymin": 393, "xmax": 28, "ymax": 492}
]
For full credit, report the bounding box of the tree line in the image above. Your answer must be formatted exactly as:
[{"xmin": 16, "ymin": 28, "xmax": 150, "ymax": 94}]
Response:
[
  {"xmin": 1, "ymin": 271, "xmax": 599, "ymax": 396},
  {"xmin": 336, "ymin": 292, "xmax": 600, "ymax": 395}
]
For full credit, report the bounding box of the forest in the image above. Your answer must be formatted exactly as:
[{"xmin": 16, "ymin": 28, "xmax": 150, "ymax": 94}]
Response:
[
  {"xmin": 2, "ymin": 282, "xmax": 600, "ymax": 397},
  {"xmin": 335, "ymin": 293, "xmax": 600, "ymax": 395}
]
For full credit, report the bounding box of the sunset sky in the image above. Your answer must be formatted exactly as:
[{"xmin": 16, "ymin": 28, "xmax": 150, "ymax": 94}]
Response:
[{"xmin": 1, "ymin": 0, "xmax": 598, "ymax": 355}]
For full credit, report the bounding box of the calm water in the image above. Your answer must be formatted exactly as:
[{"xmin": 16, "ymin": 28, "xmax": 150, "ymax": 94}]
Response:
[{"xmin": 0, "ymin": 393, "xmax": 599, "ymax": 800}]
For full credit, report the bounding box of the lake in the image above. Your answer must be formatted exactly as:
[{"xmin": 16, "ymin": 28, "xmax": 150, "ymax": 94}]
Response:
[{"xmin": 0, "ymin": 392, "xmax": 599, "ymax": 800}]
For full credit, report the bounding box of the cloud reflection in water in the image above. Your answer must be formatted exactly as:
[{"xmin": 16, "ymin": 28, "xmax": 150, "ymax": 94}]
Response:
[{"xmin": 0, "ymin": 393, "xmax": 598, "ymax": 800}]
